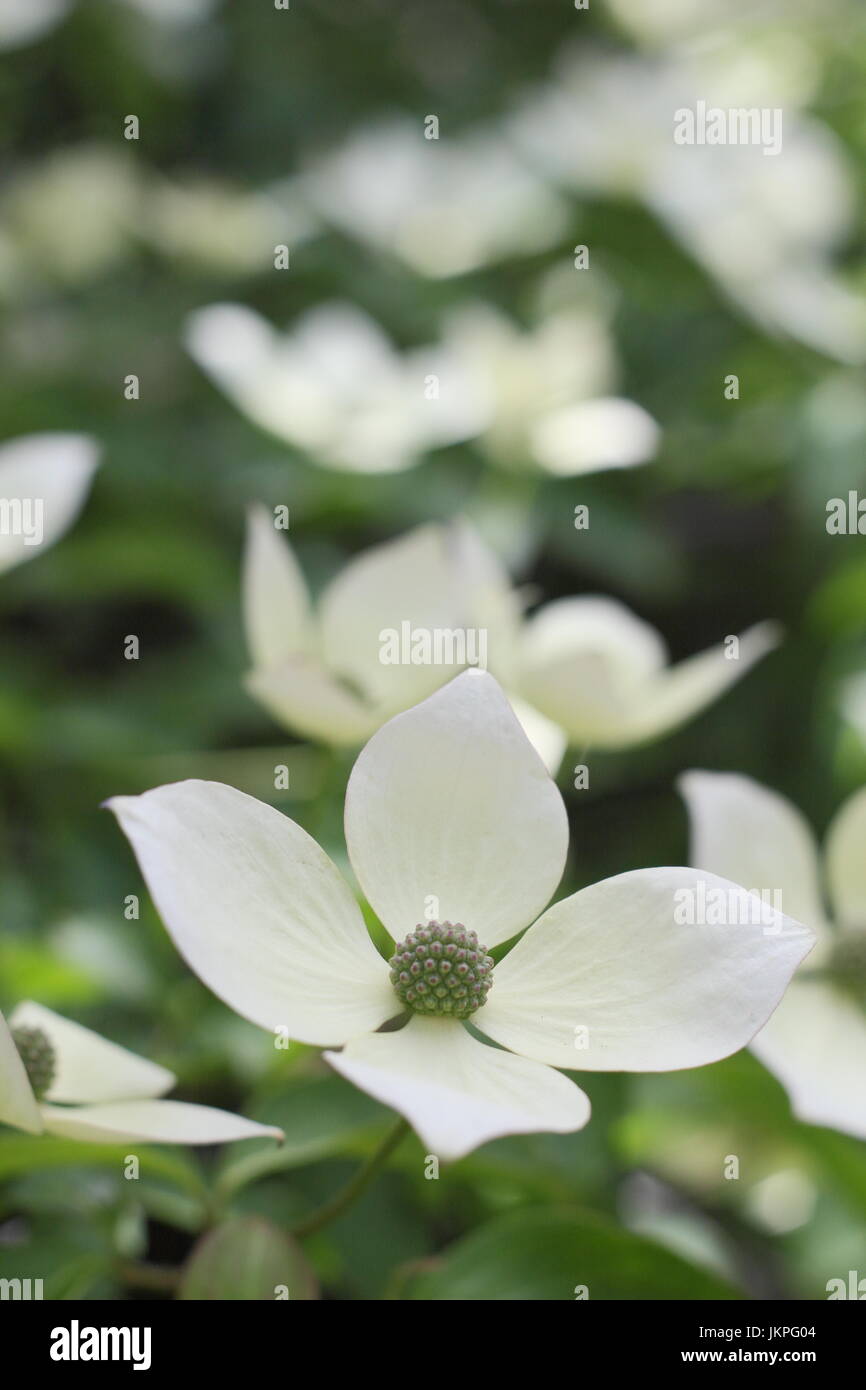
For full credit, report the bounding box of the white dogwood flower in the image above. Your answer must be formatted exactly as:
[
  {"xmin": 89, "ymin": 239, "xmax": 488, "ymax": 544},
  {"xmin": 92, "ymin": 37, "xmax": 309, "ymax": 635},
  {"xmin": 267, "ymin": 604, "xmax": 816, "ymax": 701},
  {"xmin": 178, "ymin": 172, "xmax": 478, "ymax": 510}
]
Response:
[
  {"xmin": 681, "ymin": 772, "xmax": 866, "ymax": 1139},
  {"xmin": 517, "ymin": 597, "xmax": 780, "ymax": 751},
  {"xmin": 185, "ymin": 301, "xmax": 485, "ymax": 474},
  {"xmin": 0, "ymin": 1001, "xmax": 281, "ymax": 1145},
  {"xmin": 243, "ymin": 511, "xmax": 778, "ymax": 763},
  {"xmin": 303, "ymin": 118, "xmax": 569, "ymax": 279},
  {"xmin": 109, "ymin": 672, "xmax": 813, "ymax": 1162},
  {"xmin": 441, "ymin": 300, "xmax": 659, "ymax": 477},
  {"xmin": 0, "ymin": 433, "xmax": 99, "ymax": 574},
  {"xmin": 242, "ymin": 507, "xmax": 526, "ymax": 750}
]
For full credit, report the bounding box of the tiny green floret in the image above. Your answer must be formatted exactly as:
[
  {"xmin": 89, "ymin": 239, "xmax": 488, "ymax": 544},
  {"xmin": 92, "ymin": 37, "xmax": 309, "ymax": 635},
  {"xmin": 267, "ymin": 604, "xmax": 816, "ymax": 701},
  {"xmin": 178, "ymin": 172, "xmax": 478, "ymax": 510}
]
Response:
[{"xmin": 389, "ymin": 921, "xmax": 494, "ymax": 1019}]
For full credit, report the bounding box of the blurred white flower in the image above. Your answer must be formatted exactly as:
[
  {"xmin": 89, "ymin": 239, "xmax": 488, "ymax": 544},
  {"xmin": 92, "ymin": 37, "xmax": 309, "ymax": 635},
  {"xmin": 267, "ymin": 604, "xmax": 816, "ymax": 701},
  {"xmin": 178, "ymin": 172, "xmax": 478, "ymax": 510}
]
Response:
[
  {"xmin": 109, "ymin": 671, "xmax": 813, "ymax": 1161},
  {"xmin": 242, "ymin": 507, "xmax": 531, "ymax": 746},
  {"xmin": 0, "ymin": 0, "xmax": 69, "ymax": 49},
  {"xmin": 243, "ymin": 512, "xmax": 778, "ymax": 762},
  {"xmin": 509, "ymin": 47, "xmax": 866, "ymax": 361},
  {"xmin": 0, "ymin": 433, "xmax": 99, "ymax": 574},
  {"xmin": 441, "ymin": 300, "xmax": 659, "ymax": 475},
  {"xmin": 185, "ymin": 301, "xmax": 485, "ymax": 473},
  {"xmin": 145, "ymin": 177, "xmax": 313, "ymax": 275},
  {"xmin": 0, "ymin": 147, "xmax": 141, "ymax": 288},
  {"xmin": 303, "ymin": 118, "xmax": 570, "ymax": 279},
  {"xmin": 0, "ymin": 0, "xmax": 217, "ymax": 48},
  {"xmin": 681, "ymin": 772, "xmax": 866, "ymax": 1138},
  {"xmin": 0, "ymin": 1000, "xmax": 281, "ymax": 1145},
  {"xmin": 518, "ymin": 598, "xmax": 780, "ymax": 751}
]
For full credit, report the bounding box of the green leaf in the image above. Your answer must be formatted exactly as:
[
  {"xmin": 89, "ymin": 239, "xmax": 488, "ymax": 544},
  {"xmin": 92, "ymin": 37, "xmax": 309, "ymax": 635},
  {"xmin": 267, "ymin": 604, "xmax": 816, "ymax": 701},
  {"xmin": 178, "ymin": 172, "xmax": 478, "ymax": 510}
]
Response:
[
  {"xmin": 0, "ymin": 1134, "xmax": 205, "ymax": 1200},
  {"xmin": 215, "ymin": 1075, "xmax": 390, "ymax": 1203},
  {"xmin": 178, "ymin": 1216, "xmax": 318, "ymax": 1301},
  {"xmin": 401, "ymin": 1207, "xmax": 742, "ymax": 1301}
]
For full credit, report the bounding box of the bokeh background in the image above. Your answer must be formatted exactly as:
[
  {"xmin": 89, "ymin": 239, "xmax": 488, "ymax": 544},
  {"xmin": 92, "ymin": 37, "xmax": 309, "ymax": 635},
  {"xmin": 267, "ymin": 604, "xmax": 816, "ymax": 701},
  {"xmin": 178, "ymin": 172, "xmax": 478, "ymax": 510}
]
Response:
[{"xmin": 1, "ymin": 0, "xmax": 865, "ymax": 1300}]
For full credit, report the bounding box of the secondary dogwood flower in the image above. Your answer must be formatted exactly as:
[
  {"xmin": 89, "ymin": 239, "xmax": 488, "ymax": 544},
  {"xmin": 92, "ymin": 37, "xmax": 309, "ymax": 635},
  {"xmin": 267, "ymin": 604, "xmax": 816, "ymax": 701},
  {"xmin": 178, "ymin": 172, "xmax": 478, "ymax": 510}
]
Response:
[
  {"xmin": 302, "ymin": 118, "xmax": 570, "ymax": 279},
  {"xmin": 516, "ymin": 597, "xmax": 780, "ymax": 751},
  {"xmin": 185, "ymin": 301, "xmax": 484, "ymax": 474},
  {"xmin": 241, "ymin": 507, "xmax": 525, "ymax": 749},
  {"xmin": 0, "ymin": 433, "xmax": 99, "ymax": 574},
  {"xmin": 243, "ymin": 511, "xmax": 779, "ymax": 762},
  {"xmin": 109, "ymin": 672, "xmax": 813, "ymax": 1161},
  {"xmin": 0, "ymin": 1001, "xmax": 282, "ymax": 1145},
  {"xmin": 681, "ymin": 772, "xmax": 866, "ymax": 1139},
  {"xmin": 440, "ymin": 300, "xmax": 659, "ymax": 477}
]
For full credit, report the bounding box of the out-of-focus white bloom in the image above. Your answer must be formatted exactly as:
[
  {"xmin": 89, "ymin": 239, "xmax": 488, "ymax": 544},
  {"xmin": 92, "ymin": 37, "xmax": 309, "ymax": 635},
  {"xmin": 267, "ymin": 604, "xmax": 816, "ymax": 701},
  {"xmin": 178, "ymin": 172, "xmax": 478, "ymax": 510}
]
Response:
[
  {"xmin": 110, "ymin": 671, "xmax": 813, "ymax": 1161},
  {"xmin": 0, "ymin": 0, "xmax": 217, "ymax": 47},
  {"xmin": 518, "ymin": 599, "xmax": 780, "ymax": 750},
  {"xmin": 303, "ymin": 118, "xmax": 570, "ymax": 279},
  {"xmin": 606, "ymin": 0, "xmax": 835, "ymax": 49},
  {"xmin": 0, "ymin": 1000, "xmax": 281, "ymax": 1145},
  {"xmin": 242, "ymin": 508, "xmax": 523, "ymax": 747},
  {"xmin": 442, "ymin": 301, "xmax": 659, "ymax": 476},
  {"xmin": 185, "ymin": 301, "xmax": 485, "ymax": 473},
  {"xmin": 509, "ymin": 47, "xmax": 866, "ymax": 361},
  {"xmin": 145, "ymin": 178, "xmax": 310, "ymax": 275},
  {"xmin": 187, "ymin": 290, "xmax": 654, "ymax": 478},
  {"xmin": 243, "ymin": 513, "xmax": 778, "ymax": 762},
  {"xmin": 0, "ymin": 0, "xmax": 70, "ymax": 50},
  {"xmin": 0, "ymin": 433, "xmax": 99, "ymax": 574},
  {"xmin": 0, "ymin": 147, "xmax": 141, "ymax": 287},
  {"xmin": 681, "ymin": 772, "xmax": 866, "ymax": 1139}
]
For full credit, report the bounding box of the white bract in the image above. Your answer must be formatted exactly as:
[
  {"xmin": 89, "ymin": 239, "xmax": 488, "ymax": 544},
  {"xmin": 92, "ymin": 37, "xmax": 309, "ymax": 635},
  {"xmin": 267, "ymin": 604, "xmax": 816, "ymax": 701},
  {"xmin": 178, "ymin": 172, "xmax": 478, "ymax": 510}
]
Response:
[
  {"xmin": 109, "ymin": 671, "xmax": 813, "ymax": 1162},
  {"xmin": 185, "ymin": 301, "xmax": 485, "ymax": 474},
  {"xmin": 243, "ymin": 512, "xmax": 779, "ymax": 764},
  {"xmin": 681, "ymin": 772, "xmax": 866, "ymax": 1139},
  {"xmin": 440, "ymin": 300, "xmax": 659, "ymax": 477},
  {"xmin": 0, "ymin": 1001, "xmax": 281, "ymax": 1145},
  {"xmin": 516, "ymin": 597, "xmax": 780, "ymax": 751},
  {"xmin": 0, "ymin": 433, "xmax": 99, "ymax": 574}
]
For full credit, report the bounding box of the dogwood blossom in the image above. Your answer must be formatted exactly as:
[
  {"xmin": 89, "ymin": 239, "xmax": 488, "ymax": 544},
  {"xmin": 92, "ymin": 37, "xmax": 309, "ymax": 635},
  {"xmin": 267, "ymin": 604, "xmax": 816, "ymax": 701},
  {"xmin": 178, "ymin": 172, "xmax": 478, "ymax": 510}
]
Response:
[
  {"xmin": 185, "ymin": 301, "xmax": 484, "ymax": 474},
  {"xmin": 302, "ymin": 118, "xmax": 569, "ymax": 279},
  {"xmin": 0, "ymin": 1001, "xmax": 281, "ymax": 1145},
  {"xmin": 242, "ymin": 512, "xmax": 779, "ymax": 762},
  {"xmin": 681, "ymin": 771, "xmax": 866, "ymax": 1138},
  {"xmin": 109, "ymin": 671, "xmax": 813, "ymax": 1161},
  {"xmin": 440, "ymin": 300, "xmax": 659, "ymax": 476}
]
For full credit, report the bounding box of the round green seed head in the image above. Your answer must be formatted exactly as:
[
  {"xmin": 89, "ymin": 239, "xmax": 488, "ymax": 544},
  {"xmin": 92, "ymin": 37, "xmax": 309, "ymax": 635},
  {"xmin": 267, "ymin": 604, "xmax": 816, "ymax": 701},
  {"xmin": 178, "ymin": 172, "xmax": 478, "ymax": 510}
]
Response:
[
  {"xmin": 11, "ymin": 1025, "xmax": 56, "ymax": 1100},
  {"xmin": 389, "ymin": 921, "xmax": 494, "ymax": 1020}
]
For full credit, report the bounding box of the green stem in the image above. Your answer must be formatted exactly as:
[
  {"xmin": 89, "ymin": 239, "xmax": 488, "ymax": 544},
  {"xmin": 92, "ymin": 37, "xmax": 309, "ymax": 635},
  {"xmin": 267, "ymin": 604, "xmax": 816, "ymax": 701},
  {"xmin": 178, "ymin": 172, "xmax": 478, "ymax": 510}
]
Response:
[{"xmin": 291, "ymin": 1118, "xmax": 410, "ymax": 1240}]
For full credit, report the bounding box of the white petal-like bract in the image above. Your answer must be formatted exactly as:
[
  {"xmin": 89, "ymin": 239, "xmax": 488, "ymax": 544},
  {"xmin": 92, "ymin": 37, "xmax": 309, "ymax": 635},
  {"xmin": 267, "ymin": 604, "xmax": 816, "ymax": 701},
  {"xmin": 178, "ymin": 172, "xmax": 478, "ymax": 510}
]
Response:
[
  {"xmin": 326, "ymin": 1014, "xmax": 590, "ymax": 1161},
  {"xmin": 108, "ymin": 780, "xmax": 396, "ymax": 1044}
]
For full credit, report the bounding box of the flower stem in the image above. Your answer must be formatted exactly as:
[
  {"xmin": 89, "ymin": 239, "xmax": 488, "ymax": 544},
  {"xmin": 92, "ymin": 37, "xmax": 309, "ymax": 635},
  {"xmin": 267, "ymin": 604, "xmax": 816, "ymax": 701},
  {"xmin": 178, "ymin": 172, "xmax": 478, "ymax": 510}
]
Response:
[{"xmin": 291, "ymin": 1118, "xmax": 410, "ymax": 1239}]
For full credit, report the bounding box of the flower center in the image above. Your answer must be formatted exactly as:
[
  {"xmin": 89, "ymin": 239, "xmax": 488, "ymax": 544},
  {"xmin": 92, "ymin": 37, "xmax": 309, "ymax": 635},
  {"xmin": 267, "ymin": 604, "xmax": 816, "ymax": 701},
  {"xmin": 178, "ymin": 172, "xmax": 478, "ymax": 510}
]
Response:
[
  {"xmin": 11, "ymin": 1025, "xmax": 56, "ymax": 1100},
  {"xmin": 827, "ymin": 930, "xmax": 866, "ymax": 1006},
  {"xmin": 389, "ymin": 921, "xmax": 494, "ymax": 1020}
]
